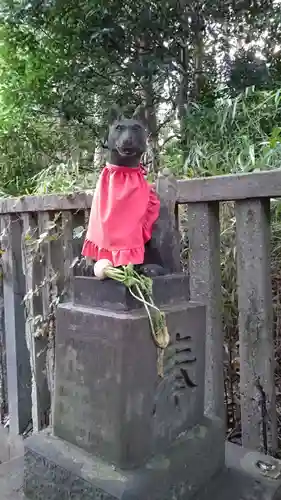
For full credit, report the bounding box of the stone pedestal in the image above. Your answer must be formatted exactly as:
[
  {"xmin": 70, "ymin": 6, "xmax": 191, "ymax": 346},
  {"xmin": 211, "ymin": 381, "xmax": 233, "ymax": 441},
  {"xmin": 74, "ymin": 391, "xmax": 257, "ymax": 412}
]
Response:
[{"xmin": 24, "ymin": 273, "xmax": 225, "ymax": 499}]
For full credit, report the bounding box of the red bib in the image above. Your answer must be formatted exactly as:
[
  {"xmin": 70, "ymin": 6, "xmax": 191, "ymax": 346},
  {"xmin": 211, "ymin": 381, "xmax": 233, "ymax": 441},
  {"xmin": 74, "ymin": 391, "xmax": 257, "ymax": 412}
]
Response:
[{"xmin": 82, "ymin": 164, "xmax": 160, "ymax": 266}]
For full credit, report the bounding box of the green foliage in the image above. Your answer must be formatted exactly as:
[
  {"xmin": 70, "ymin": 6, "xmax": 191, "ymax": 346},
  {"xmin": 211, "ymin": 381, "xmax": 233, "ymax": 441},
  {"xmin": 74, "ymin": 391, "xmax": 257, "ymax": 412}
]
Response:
[
  {"xmin": 162, "ymin": 87, "xmax": 281, "ymax": 177},
  {"xmin": 0, "ymin": 0, "xmax": 281, "ymax": 193}
]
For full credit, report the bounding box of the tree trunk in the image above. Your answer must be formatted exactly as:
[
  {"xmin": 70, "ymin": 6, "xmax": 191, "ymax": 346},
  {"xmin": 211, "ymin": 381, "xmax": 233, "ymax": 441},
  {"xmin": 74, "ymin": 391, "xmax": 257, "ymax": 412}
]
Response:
[
  {"xmin": 137, "ymin": 31, "xmax": 160, "ymax": 174},
  {"xmin": 177, "ymin": 0, "xmax": 190, "ymax": 153},
  {"xmin": 177, "ymin": 2, "xmax": 205, "ymax": 152},
  {"xmin": 191, "ymin": 6, "xmax": 205, "ymax": 102}
]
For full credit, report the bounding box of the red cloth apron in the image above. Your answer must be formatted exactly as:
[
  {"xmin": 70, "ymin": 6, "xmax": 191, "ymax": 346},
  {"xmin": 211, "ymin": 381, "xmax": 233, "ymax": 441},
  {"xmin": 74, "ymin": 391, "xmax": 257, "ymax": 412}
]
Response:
[{"xmin": 82, "ymin": 163, "xmax": 160, "ymax": 266}]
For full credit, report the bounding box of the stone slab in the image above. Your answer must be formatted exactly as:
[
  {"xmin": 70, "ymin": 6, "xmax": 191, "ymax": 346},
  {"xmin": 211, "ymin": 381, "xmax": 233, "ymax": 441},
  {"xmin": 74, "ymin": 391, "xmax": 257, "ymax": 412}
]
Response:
[
  {"xmin": 195, "ymin": 468, "xmax": 281, "ymax": 500},
  {"xmin": 53, "ymin": 300, "xmax": 206, "ymax": 468},
  {"xmin": 0, "ymin": 456, "xmax": 24, "ymax": 499},
  {"xmin": 24, "ymin": 417, "xmax": 224, "ymax": 500},
  {"xmin": 226, "ymin": 441, "xmax": 281, "ymax": 486},
  {"xmin": 73, "ymin": 273, "xmax": 190, "ymax": 311},
  {"xmin": 177, "ymin": 168, "xmax": 281, "ymax": 203},
  {"xmin": 5, "ymin": 442, "xmax": 281, "ymax": 500},
  {"xmin": 195, "ymin": 442, "xmax": 281, "ymax": 500}
]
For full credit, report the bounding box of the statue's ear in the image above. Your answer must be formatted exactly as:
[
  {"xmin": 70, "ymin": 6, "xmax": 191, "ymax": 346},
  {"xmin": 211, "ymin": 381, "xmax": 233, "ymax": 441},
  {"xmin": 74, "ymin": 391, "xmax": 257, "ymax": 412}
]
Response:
[
  {"xmin": 102, "ymin": 105, "xmax": 122, "ymax": 148},
  {"xmin": 133, "ymin": 105, "xmax": 147, "ymax": 125},
  {"xmin": 108, "ymin": 105, "xmax": 122, "ymax": 124}
]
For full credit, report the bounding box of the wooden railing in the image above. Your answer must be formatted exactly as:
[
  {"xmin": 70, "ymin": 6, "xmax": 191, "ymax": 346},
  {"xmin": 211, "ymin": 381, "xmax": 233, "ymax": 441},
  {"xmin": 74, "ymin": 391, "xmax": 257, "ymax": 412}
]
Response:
[
  {"xmin": 178, "ymin": 169, "xmax": 280, "ymax": 455},
  {"xmin": 0, "ymin": 168, "xmax": 279, "ymax": 456},
  {"xmin": 0, "ymin": 194, "xmax": 92, "ymax": 436}
]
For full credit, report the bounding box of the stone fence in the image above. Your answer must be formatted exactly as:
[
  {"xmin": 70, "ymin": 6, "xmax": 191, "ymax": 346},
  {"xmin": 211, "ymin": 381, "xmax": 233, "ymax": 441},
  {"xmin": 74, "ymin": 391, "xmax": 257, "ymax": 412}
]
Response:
[{"xmin": 0, "ymin": 168, "xmax": 279, "ymax": 455}]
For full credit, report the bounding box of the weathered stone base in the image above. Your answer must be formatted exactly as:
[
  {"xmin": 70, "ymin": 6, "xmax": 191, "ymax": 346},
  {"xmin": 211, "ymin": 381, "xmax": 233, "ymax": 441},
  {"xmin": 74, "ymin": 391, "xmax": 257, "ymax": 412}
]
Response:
[
  {"xmin": 0, "ymin": 424, "xmax": 24, "ymax": 463},
  {"xmin": 24, "ymin": 417, "xmax": 224, "ymax": 500},
  {"xmin": 194, "ymin": 468, "xmax": 281, "ymax": 500},
  {"xmin": 195, "ymin": 442, "xmax": 281, "ymax": 500}
]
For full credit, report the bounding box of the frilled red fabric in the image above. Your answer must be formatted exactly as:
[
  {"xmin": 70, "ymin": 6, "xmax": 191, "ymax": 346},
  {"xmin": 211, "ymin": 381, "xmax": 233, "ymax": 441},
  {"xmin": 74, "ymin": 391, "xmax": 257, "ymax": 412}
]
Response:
[{"xmin": 82, "ymin": 163, "xmax": 160, "ymax": 266}]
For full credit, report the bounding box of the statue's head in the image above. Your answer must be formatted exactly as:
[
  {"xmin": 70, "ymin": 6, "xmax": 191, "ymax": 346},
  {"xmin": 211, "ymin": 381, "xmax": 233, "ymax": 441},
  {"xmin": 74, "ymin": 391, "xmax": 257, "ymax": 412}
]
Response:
[{"xmin": 104, "ymin": 105, "xmax": 148, "ymax": 167}]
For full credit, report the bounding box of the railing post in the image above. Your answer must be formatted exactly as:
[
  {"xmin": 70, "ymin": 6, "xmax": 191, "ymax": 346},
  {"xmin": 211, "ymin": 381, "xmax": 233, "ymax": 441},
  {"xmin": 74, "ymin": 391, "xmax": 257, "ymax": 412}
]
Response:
[
  {"xmin": 153, "ymin": 168, "xmax": 181, "ymax": 272},
  {"xmin": 235, "ymin": 198, "xmax": 277, "ymax": 454},
  {"xmin": 22, "ymin": 213, "xmax": 50, "ymax": 432},
  {"xmin": 188, "ymin": 202, "xmax": 225, "ymax": 422},
  {"xmin": 1, "ymin": 214, "xmax": 31, "ymax": 434},
  {"xmin": 37, "ymin": 212, "xmax": 57, "ymax": 426},
  {"xmin": 37, "ymin": 211, "xmax": 74, "ymax": 426},
  {"xmin": 0, "ymin": 257, "xmax": 6, "ymax": 423},
  {"xmin": 61, "ymin": 212, "xmax": 74, "ymax": 301}
]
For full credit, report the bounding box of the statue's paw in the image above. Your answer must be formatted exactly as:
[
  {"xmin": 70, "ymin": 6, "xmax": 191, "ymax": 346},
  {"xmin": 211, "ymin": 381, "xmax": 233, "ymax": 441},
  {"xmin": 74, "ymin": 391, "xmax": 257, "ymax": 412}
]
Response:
[
  {"xmin": 139, "ymin": 264, "xmax": 169, "ymax": 277},
  {"xmin": 74, "ymin": 257, "xmax": 95, "ymax": 277}
]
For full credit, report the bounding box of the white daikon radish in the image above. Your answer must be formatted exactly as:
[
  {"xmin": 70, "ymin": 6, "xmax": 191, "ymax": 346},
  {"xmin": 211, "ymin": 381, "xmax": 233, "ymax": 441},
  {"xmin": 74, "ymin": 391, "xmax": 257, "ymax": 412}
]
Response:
[{"xmin": 93, "ymin": 259, "xmax": 113, "ymax": 279}]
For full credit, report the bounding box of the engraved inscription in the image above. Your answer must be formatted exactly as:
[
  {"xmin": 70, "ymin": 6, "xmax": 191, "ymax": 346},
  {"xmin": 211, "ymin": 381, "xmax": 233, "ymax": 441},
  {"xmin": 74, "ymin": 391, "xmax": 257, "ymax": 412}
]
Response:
[
  {"xmin": 152, "ymin": 331, "xmax": 199, "ymax": 441},
  {"xmin": 158, "ymin": 332, "xmax": 197, "ymax": 398},
  {"xmin": 174, "ymin": 332, "xmax": 197, "ymax": 392}
]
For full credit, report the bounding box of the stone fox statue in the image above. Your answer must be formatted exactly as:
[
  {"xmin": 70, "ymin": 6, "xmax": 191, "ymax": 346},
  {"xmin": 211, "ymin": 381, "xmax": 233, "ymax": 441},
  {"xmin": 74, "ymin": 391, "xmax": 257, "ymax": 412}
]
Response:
[{"xmin": 82, "ymin": 106, "xmax": 167, "ymax": 277}]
